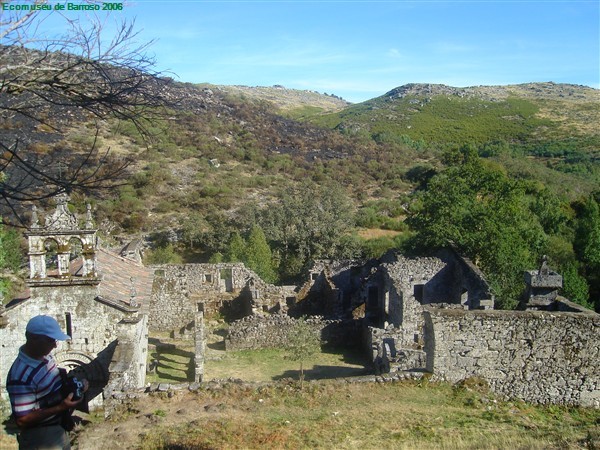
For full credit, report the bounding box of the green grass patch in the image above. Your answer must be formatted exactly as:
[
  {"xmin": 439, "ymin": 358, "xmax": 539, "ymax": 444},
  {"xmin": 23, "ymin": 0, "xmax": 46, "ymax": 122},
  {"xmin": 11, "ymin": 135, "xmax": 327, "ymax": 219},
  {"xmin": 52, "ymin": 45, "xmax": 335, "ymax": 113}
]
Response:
[
  {"xmin": 206, "ymin": 346, "xmax": 369, "ymax": 382},
  {"xmin": 147, "ymin": 335, "xmax": 369, "ymax": 384}
]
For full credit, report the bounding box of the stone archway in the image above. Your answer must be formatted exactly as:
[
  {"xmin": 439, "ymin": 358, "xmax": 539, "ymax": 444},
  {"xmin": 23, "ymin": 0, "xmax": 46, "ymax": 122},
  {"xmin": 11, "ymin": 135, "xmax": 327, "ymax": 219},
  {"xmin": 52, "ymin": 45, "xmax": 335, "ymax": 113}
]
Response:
[{"xmin": 55, "ymin": 350, "xmax": 109, "ymax": 408}]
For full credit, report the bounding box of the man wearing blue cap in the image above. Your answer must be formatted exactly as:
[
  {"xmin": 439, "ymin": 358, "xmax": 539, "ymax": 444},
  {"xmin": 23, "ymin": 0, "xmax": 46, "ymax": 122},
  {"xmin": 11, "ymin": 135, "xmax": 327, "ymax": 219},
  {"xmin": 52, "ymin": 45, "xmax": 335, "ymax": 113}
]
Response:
[{"xmin": 6, "ymin": 315, "xmax": 88, "ymax": 450}]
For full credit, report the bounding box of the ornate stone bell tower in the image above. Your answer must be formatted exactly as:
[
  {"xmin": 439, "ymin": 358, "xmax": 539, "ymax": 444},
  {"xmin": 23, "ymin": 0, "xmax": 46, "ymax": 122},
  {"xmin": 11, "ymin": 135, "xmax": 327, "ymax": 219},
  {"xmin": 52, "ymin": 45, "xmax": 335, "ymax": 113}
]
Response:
[{"xmin": 26, "ymin": 192, "xmax": 100, "ymax": 284}]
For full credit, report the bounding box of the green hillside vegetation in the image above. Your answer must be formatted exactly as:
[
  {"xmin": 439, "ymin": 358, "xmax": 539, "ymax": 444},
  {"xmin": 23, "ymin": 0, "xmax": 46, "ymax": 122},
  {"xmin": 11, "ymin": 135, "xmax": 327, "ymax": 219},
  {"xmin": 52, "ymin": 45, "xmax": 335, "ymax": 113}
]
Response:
[
  {"xmin": 318, "ymin": 96, "xmax": 550, "ymax": 144},
  {"xmin": 1, "ymin": 80, "xmax": 599, "ymax": 311},
  {"xmin": 312, "ymin": 83, "xmax": 600, "ymax": 188}
]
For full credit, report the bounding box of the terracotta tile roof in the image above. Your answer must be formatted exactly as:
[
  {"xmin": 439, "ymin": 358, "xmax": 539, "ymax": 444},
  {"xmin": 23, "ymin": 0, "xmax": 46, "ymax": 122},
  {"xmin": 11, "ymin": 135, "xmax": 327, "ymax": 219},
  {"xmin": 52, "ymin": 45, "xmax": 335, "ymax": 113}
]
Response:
[
  {"xmin": 95, "ymin": 248, "xmax": 154, "ymax": 315},
  {"xmin": 6, "ymin": 249, "xmax": 154, "ymax": 314}
]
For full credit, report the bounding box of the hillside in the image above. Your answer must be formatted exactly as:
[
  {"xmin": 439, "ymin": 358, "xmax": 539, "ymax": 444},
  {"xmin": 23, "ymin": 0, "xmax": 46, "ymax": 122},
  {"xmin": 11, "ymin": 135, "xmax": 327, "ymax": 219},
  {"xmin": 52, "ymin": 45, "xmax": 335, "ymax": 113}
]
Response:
[
  {"xmin": 2, "ymin": 71, "xmax": 599, "ymax": 308},
  {"xmin": 312, "ymin": 82, "xmax": 600, "ymax": 148},
  {"xmin": 198, "ymin": 83, "xmax": 350, "ymax": 117}
]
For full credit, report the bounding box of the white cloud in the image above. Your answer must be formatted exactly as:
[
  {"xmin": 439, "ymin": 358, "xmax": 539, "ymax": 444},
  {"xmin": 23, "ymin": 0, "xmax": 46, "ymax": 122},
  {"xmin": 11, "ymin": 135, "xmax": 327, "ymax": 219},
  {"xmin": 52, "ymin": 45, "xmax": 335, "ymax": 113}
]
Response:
[{"xmin": 388, "ymin": 48, "xmax": 402, "ymax": 58}]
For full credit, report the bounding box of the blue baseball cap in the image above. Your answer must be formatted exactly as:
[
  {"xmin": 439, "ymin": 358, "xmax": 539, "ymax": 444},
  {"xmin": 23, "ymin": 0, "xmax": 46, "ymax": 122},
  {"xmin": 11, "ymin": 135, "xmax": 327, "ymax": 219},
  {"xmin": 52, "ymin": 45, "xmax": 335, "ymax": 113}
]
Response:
[{"xmin": 26, "ymin": 315, "xmax": 71, "ymax": 341}]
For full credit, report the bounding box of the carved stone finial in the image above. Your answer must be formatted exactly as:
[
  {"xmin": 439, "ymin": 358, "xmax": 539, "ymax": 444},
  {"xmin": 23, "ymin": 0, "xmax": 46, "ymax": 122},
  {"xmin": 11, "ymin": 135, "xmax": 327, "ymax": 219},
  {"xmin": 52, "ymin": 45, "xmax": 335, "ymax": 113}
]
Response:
[
  {"xmin": 84, "ymin": 204, "xmax": 94, "ymax": 230},
  {"xmin": 31, "ymin": 205, "xmax": 40, "ymax": 229},
  {"xmin": 44, "ymin": 192, "xmax": 78, "ymax": 230},
  {"xmin": 538, "ymin": 255, "xmax": 549, "ymax": 277},
  {"xmin": 129, "ymin": 277, "xmax": 138, "ymax": 307}
]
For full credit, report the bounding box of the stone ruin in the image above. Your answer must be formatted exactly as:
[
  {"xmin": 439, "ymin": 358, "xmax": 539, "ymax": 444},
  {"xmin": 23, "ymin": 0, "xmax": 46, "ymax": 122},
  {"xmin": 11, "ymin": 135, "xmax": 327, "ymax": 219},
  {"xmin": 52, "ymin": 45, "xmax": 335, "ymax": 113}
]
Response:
[
  {"xmin": 1, "ymin": 195, "xmax": 598, "ymax": 410},
  {"xmin": 220, "ymin": 250, "xmax": 599, "ymax": 407},
  {"xmin": 521, "ymin": 255, "xmax": 564, "ymax": 310}
]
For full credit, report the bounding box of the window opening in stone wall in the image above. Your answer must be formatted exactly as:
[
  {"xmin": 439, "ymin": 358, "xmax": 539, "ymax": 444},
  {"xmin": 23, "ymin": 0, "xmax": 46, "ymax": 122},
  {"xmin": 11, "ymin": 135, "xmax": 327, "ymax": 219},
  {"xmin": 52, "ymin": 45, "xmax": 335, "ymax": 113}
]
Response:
[
  {"xmin": 44, "ymin": 239, "xmax": 59, "ymax": 274},
  {"xmin": 205, "ymin": 273, "xmax": 212, "ymax": 283},
  {"xmin": 65, "ymin": 312, "xmax": 72, "ymax": 337},
  {"xmin": 367, "ymin": 286, "xmax": 379, "ymax": 316},
  {"xmin": 220, "ymin": 268, "xmax": 233, "ymax": 292},
  {"xmin": 69, "ymin": 237, "xmax": 84, "ymax": 276},
  {"xmin": 311, "ymin": 272, "xmax": 319, "ymax": 281},
  {"xmin": 414, "ymin": 284, "xmax": 424, "ymax": 304}
]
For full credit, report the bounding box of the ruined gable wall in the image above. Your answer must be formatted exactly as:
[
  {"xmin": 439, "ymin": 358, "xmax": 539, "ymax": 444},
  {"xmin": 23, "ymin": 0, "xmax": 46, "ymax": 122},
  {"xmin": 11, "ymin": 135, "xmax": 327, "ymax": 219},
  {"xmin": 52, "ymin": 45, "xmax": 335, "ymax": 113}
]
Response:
[
  {"xmin": 424, "ymin": 306, "xmax": 600, "ymax": 407},
  {"xmin": 150, "ymin": 263, "xmax": 295, "ymax": 332},
  {"xmin": 442, "ymin": 250, "xmax": 494, "ymax": 308},
  {"xmin": 380, "ymin": 255, "xmax": 448, "ymax": 348}
]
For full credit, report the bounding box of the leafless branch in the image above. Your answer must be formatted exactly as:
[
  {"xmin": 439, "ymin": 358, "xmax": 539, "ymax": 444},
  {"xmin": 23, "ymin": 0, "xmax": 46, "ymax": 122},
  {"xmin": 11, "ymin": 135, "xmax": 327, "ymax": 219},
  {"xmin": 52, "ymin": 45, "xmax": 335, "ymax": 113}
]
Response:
[{"xmin": 0, "ymin": 4, "xmax": 174, "ymax": 225}]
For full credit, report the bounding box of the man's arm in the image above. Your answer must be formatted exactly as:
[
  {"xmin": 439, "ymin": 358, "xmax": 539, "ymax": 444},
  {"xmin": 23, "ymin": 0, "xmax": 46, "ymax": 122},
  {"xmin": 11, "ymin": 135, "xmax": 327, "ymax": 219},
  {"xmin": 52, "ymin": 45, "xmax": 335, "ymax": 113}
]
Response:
[{"xmin": 15, "ymin": 394, "xmax": 83, "ymax": 429}]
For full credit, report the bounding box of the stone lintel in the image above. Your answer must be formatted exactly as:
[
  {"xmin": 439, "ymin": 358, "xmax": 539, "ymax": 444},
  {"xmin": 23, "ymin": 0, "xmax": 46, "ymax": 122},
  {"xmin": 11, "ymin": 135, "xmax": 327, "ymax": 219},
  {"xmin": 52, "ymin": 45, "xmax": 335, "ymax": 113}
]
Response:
[
  {"xmin": 25, "ymin": 229, "xmax": 98, "ymax": 238},
  {"xmin": 527, "ymin": 295, "xmax": 556, "ymax": 306},
  {"xmin": 95, "ymin": 296, "xmax": 139, "ymax": 313},
  {"xmin": 26, "ymin": 277, "xmax": 101, "ymax": 287}
]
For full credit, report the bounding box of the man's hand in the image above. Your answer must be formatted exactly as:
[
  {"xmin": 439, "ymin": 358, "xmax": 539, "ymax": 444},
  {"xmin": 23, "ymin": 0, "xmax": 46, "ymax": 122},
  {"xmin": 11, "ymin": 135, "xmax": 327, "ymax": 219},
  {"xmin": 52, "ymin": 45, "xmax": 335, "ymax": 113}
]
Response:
[{"xmin": 61, "ymin": 393, "xmax": 83, "ymax": 409}]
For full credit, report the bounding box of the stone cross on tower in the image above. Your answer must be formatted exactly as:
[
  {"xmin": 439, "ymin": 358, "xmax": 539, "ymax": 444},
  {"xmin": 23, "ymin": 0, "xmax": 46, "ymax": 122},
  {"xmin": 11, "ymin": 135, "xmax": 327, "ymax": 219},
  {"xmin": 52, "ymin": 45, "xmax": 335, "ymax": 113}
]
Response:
[{"xmin": 56, "ymin": 161, "xmax": 68, "ymax": 180}]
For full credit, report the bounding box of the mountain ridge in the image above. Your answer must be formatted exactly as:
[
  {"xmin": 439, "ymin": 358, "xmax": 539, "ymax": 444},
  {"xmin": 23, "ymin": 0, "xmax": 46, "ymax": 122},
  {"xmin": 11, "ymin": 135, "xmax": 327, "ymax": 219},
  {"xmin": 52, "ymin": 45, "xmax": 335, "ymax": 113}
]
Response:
[{"xmin": 381, "ymin": 82, "xmax": 599, "ymax": 102}]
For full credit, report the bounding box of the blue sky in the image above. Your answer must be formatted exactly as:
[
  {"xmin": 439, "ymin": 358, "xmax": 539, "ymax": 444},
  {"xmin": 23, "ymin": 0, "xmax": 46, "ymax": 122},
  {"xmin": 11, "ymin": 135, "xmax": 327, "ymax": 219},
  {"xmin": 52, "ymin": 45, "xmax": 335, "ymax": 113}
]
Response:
[{"xmin": 14, "ymin": 1, "xmax": 600, "ymax": 102}]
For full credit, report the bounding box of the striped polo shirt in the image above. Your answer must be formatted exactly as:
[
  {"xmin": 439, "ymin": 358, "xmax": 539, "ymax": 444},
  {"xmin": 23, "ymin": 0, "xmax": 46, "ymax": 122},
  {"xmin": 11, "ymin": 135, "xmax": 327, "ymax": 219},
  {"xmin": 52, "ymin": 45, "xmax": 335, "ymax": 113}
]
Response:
[{"xmin": 6, "ymin": 347, "xmax": 63, "ymax": 425}]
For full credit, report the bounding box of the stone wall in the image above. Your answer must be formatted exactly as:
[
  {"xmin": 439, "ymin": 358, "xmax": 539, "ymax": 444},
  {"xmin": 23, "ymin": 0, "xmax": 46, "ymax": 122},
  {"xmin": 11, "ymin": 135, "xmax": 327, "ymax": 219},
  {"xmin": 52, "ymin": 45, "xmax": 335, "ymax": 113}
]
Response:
[
  {"xmin": 371, "ymin": 254, "xmax": 449, "ymax": 348},
  {"xmin": 225, "ymin": 314, "xmax": 363, "ymax": 351},
  {"xmin": 297, "ymin": 259, "xmax": 379, "ymax": 319},
  {"xmin": 104, "ymin": 315, "xmax": 149, "ymax": 399},
  {"xmin": 423, "ymin": 305, "xmax": 600, "ymax": 407},
  {"xmin": 149, "ymin": 263, "xmax": 297, "ymax": 333}
]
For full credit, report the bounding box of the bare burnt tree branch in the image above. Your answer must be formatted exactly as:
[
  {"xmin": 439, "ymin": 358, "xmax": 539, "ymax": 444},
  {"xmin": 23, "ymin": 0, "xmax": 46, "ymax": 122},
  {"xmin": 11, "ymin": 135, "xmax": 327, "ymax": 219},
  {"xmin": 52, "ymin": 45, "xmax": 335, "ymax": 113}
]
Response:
[{"xmin": 0, "ymin": 3, "xmax": 174, "ymax": 225}]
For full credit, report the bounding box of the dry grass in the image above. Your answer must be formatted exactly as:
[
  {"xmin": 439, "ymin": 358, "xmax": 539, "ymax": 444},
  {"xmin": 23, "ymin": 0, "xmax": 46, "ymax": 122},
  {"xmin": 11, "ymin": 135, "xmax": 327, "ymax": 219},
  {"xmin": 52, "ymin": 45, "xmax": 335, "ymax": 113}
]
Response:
[
  {"xmin": 125, "ymin": 381, "xmax": 599, "ymax": 450},
  {"xmin": 357, "ymin": 228, "xmax": 403, "ymax": 240}
]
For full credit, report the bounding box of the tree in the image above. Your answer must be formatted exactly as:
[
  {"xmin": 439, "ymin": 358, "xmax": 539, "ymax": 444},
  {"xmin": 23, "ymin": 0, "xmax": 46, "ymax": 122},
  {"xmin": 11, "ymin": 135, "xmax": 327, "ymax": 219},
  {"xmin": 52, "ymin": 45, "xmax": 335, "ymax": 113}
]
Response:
[
  {"xmin": 144, "ymin": 244, "xmax": 182, "ymax": 265},
  {"xmin": 561, "ymin": 262, "xmax": 591, "ymax": 309},
  {"xmin": 405, "ymin": 146, "xmax": 546, "ymax": 308},
  {"xmin": 225, "ymin": 232, "xmax": 246, "ymax": 263},
  {"xmin": 1, "ymin": 1, "xmax": 171, "ymax": 223},
  {"xmin": 573, "ymin": 195, "xmax": 600, "ymax": 311},
  {"xmin": 224, "ymin": 226, "xmax": 277, "ymax": 283},
  {"xmin": 244, "ymin": 225, "xmax": 277, "ymax": 284},
  {"xmin": 0, "ymin": 221, "xmax": 21, "ymax": 302},
  {"xmin": 181, "ymin": 212, "xmax": 208, "ymax": 250},
  {"xmin": 285, "ymin": 317, "xmax": 321, "ymax": 388},
  {"xmin": 259, "ymin": 181, "xmax": 358, "ymax": 281}
]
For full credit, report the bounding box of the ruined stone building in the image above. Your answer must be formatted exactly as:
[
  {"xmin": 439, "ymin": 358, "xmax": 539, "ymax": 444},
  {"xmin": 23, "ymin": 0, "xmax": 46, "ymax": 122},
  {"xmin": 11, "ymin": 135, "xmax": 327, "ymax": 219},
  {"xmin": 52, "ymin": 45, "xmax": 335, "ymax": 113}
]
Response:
[
  {"xmin": 224, "ymin": 250, "xmax": 599, "ymax": 407},
  {"xmin": 1, "ymin": 195, "xmax": 598, "ymax": 409}
]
